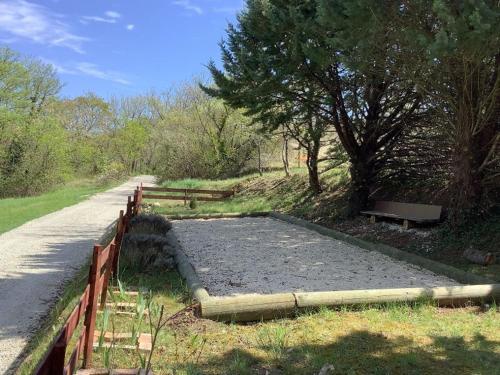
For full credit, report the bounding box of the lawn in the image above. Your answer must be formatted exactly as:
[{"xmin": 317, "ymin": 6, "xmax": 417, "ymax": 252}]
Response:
[
  {"xmin": 88, "ymin": 271, "xmax": 500, "ymax": 375},
  {"xmin": 0, "ymin": 178, "xmax": 119, "ymax": 235}
]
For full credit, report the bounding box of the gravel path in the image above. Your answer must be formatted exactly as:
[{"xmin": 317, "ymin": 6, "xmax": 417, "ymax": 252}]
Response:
[
  {"xmin": 172, "ymin": 217, "xmax": 459, "ymax": 297},
  {"xmin": 0, "ymin": 176, "xmax": 154, "ymax": 374}
]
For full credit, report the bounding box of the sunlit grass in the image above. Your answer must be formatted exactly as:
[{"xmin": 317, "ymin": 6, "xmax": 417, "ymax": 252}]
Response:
[
  {"xmin": 88, "ymin": 271, "xmax": 500, "ymax": 374},
  {"xmin": 0, "ymin": 178, "xmax": 118, "ymax": 234}
]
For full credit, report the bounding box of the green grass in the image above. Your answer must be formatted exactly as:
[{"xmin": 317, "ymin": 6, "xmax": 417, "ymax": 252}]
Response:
[
  {"xmin": 88, "ymin": 270, "xmax": 500, "ymax": 375},
  {"xmin": 155, "ymin": 168, "xmax": 323, "ymax": 217},
  {"xmin": 18, "ymin": 266, "xmax": 500, "ymax": 374},
  {"xmin": 0, "ymin": 178, "xmax": 118, "ymax": 234}
]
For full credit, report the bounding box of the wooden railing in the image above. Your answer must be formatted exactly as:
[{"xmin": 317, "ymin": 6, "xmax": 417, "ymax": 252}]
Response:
[
  {"xmin": 140, "ymin": 185, "xmax": 234, "ymax": 203},
  {"xmin": 35, "ymin": 196, "xmax": 136, "ymax": 375},
  {"xmin": 33, "ymin": 182, "xmax": 231, "ymax": 373}
]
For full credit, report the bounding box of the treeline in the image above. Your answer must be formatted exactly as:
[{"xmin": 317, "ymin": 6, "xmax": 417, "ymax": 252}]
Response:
[
  {"xmin": 0, "ymin": 47, "xmax": 277, "ymax": 198},
  {"xmin": 204, "ymin": 0, "xmax": 500, "ymax": 222}
]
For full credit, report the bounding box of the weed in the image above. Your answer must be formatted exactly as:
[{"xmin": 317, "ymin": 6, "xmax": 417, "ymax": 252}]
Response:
[{"xmin": 256, "ymin": 324, "xmax": 289, "ymax": 362}]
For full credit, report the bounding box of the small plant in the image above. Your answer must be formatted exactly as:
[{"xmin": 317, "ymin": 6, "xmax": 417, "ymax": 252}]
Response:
[
  {"xmin": 256, "ymin": 324, "xmax": 289, "ymax": 362},
  {"xmin": 229, "ymin": 352, "xmax": 252, "ymax": 374},
  {"xmin": 97, "ymin": 291, "xmax": 119, "ymax": 371},
  {"xmin": 189, "ymin": 197, "xmax": 198, "ymax": 210}
]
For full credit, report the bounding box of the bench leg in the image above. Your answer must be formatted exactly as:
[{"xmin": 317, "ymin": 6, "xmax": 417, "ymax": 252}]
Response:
[
  {"xmin": 370, "ymin": 215, "xmax": 377, "ymax": 224},
  {"xmin": 403, "ymin": 219, "xmax": 412, "ymax": 230}
]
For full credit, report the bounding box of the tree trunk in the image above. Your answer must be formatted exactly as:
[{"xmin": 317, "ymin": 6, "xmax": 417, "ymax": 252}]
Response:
[
  {"xmin": 347, "ymin": 158, "xmax": 373, "ymax": 217},
  {"xmin": 282, "ymin": 134, "xmax": 291, "ymax": 177},
  {"xmin": 306, "ymin": 140, "xmax": 322, "ymax": 194},
  {"xmin": 257, "ymin": 143, "xmax": 263, "ymax": 176},
  {"xmin": 449, "ymin": 124, "xmax": 487, "ymax": 223},
  {"xmin": 448, "ymin": 61, "xmax": 498, "ymax": 224}
]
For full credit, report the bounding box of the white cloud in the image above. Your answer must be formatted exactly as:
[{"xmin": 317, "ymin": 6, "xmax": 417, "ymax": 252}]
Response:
[
  {"xmin": 75, "ymin": 62, "xmax": 131, "ymax": 85},
  {"xmin": 172, "ymin": 0, "xmax": 203, "ymax": 15},
  {"xmin": 126, "ymin": 24, "xmax": 135, "ymax": 31},
  {"xmin": 81, "ymin": 11, "xmax": 121, "ymax": 25},
  {"xmin": 0, "ymin": 0, "xmax": 88, "ymax": 53},
  {"xmin": 39, "ymin": 58, "xmax": 77, "ymax": 75},
  {"xmin": 105, "ymin": 11, "xmax": 121, "ymax": 19},
  {"xmin": 43, "ymin": 59, "xmax": 131, "ymax": 85},
  {"xmin": 81, "ymin": 15, "xmax": 117, "ymax": 24}
]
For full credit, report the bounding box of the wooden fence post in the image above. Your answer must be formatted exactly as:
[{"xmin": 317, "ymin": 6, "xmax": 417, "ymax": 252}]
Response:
[
  {"xmin": 136, "ymin": 188, "xmax": 143, "ymax": 215},
  {"xmin": 126, "ymin": 196, "xmax": 132, "ymax": 217},
  {"xmin": 83, "ymin": 245, "xmax": 102, "ymax": 369},
  {"xmin": 133, "ymin": 189, "xmax": 139, "ymax": 215}
]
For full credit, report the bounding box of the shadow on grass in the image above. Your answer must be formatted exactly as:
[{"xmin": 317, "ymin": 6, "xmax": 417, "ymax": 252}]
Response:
[{"xmin": 176, "ymin": 330, "xmax": 499, "ymax": 375}]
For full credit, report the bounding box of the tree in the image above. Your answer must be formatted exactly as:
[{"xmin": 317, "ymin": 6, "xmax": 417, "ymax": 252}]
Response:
[
  {"xmin": 205, "ymin": 0, "xmax": 428, "ymax": 211},
  {"xmin": 52, "ymin": 94, "xmax": 114, "ymax": 175},
  {"xmin": 404, "ymin": 0, "xmax": 499, "ymax": 222},
  {"xmin": 0, "ymin": 48, "xmax": 66, "ymax": 196},
  {"xmin": 112, "ymin": 118, "xmax": 150, "ymax": 173}
]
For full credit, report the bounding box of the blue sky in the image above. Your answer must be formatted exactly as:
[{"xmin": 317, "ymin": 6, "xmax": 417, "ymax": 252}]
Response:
[{"xmin": 0, "ymin": 0, "xmax": 243, "ymax": 98}]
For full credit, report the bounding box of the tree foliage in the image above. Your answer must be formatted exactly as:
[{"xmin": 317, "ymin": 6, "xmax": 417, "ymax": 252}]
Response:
[{"xmin": 205, "ymin": 0, "xmax": 499, "ymax": 220}]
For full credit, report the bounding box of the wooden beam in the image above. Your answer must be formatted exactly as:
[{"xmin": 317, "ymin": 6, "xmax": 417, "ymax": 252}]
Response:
[
  {"xmin": 142, "ymin": 186, "xmax": 233, "ymax": 196},
  {"xmin": 201, "ymin": 293, "xmax": 296, "ymax": 322},
  {"xmin": 294, "ymin": 284, "xmax": 500, "ymax": 308},
  {"xmin": 142, "ymin": 194, "xmax": 226, "ymax": 202}
]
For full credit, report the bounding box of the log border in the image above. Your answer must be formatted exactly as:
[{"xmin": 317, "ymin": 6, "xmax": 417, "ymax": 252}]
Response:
[{"xmin": 169, "ymin": 211, "xmax": 500, "ymax": 322}]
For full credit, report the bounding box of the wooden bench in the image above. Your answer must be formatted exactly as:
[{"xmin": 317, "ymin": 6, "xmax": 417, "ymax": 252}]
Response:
[{"xmin": 360, "ymin": 201, "xmax": 442, "ymax": 229}]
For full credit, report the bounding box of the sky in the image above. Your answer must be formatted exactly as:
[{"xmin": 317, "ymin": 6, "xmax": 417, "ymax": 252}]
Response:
[{"xmin": 0, "ymin": 0, "xmax": 244, "ymax": 98}]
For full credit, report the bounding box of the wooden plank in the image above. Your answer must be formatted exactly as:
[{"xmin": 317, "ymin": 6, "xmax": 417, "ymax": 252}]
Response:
[
  {"xmin": 98, "ymin": 243, "xmax": 112, "ymax": 272},
  {"xmin": 77, "ymin": 369, "xmax": 153, "ymax": 375},
  {"xmin": 105, "ymin": 302, "xmax": 137, "ymax": 310},
  {"xmin": 82, "ymin": 245, "xmax": 101, "ymax": 369},
  {"xmin": 97, "ymin": 309, "xmax": 148, "ymax": 317},
  {"xmin": 142, "ymin": 194, "xmax": 226, "ymax": 202},
  {"xmin": 93, "ymin": 333, "xmax": 152, "ymax": 352},
  {"xmin": 100, "ymin": 243, "xmax": 115, "ymax": 309},
  {"xmin": 112, "ymin": 290, "xmax": 139, "ymax": 297},
  {"xmin": 142, "ymin": 186, "xmax": 233, "ymax": 196},
  {"xmin": 94, "ymin": 330, "xmax": 134, "ymax": 342},
  {"xmin": 363, "ymin": 201, "xmax": 442, "ymax": 222},
  {"xmin": 63, "ymin": 285, "xmax": 90, "ymax": 343}
]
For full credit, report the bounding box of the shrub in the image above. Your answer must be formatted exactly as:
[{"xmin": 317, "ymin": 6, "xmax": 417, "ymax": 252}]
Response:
[{"xmin": 189, "ymin": 197, "xmax": 198, "ymax": 210}]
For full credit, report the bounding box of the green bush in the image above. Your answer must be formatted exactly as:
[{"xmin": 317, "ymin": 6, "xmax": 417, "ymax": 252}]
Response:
[{"xmin": 189, "ymin": 197, "xmax": 198, "ymax": 209}]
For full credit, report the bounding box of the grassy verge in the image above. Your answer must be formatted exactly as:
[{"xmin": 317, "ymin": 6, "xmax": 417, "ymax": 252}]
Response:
[
  {"xmin": 88, "ymin": 270, "xmax": 499, "ymax": 374},
  {"xmin": 0, "ymin": 178, "xmax": 121, "ymax": 235}
]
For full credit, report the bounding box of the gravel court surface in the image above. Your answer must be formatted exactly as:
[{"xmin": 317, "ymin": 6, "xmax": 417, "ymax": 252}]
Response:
[
  {"xmin": 0, "ymin": 175, "xmax": 155, "ymax": 374},
  {"xmin": 172, "ymin": 217, "xmax": 459, "ymax": 297}
]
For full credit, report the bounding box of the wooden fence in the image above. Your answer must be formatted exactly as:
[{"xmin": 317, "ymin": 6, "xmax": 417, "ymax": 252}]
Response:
[
  {"xmin": 140, "ymin": 185, "xmax": 234, "ymax": 204},
  {"xmin": 35, "ymin": 195, "xmax": 139, "ymax": 375},
  {"xmin": 33, "ymin": 183, "xmax": 227, "ymax": 373}
]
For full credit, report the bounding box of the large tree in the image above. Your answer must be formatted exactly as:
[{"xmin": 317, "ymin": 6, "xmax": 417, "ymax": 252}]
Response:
[
  {"xmin": 205, "ymin": 0, "xmax": 427, "ymax": 214},
  {"xmin": 404, "ymin": 0, "xmax": 499, "ymax": 222}
]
